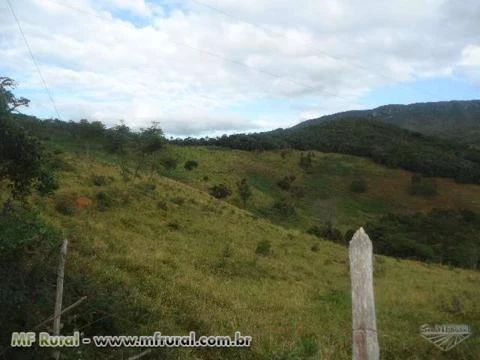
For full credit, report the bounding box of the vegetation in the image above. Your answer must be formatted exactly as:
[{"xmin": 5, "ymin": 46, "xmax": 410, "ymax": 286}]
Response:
[
  {"xmin": 408, "ymin": 174, "xmax": 438, "ymax": 197},
  {"xmin": 173, "ymin": 118, "xmax": 480, "ymax": 184},
  {"xmin": 209, "ymin": 184, "xmax": 232, "ymax": 199},
  {"xmin": 365, "ymin": 209, "xmax": 480, "ymax": 269},
  {"xmin": 349, "ymin": 178, "xmax": 368, "ymax": 193},
  {"xmin": 237, "ymin": 178, "xmax": 252, "ymax": 207}
]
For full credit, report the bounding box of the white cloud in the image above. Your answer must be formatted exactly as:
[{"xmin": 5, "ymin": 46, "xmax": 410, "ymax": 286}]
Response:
[{"xmin": 1, "ymin": 0, "xmax": 479, "ymax": 135}]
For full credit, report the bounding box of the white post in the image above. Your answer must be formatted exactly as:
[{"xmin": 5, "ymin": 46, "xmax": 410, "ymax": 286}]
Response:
[
  {"xmin": 53, "ymin": 239, "xmax": 68, "ymax": 360},
  {"xmin": 349, "ymin": 228, "xmax": 379, "ymax": 360}
]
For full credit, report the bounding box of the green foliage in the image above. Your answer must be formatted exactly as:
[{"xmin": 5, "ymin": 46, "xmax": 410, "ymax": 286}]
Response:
[
  {"xmin": 36, "ymin": 170, "xmax": 59, "ymax": 196},
  {"xmin": 160, "ymin": 157, "xmax": 178, "ymax": 171},
  {"xmin": 307, "ymin": 222, "xmax": 344, "ymax": 244},
  {"xmin": 277, "ymin": 175, "xmax": 296, "ymax": 190},
  {"xmin": 236, "ymin": 178, "xmax": 252, "ymax": 207},
  {"xmin": 184, "ymin": 160, "xmax": 199, "ymax": 170},
  {"xmin": 209, "ymin": 184, "xmax": 231, "ymax": 199},
  {"xmin": 255, "ymin": 239, "xmax": 271, "ymax": 256},
  {"xmin": 365, "ymin": 209, "xmax": 480, "ymax": 269},
  {"xmin": 310, "ymin": 243, "xmax": 320, "ymax": 252},
  {"xmin": 299, "ymin": 152, "xmax": 314, "ymax": 172},
  {"xmin": 184, "ymin": 118, "xmax": 480, "ymax": 184},
  {"xmin": 55, "ymin": 195, "xmax": 76, "ymax": 216},
  {"xmin": 0, "ymin": 207, "xmax": 59, "ymax": 256},
  {"xmin": 92, "ymin": 175, "xmax": 108, "ymax": 186},
  {"xmin": 349, "ymin": 178, "xmax": 368, "ymax": 193},
  {"xmin": 408, "ymin": 174, "xmax": 438, "ymax": 197},
  {"xmin": 272, "ymin": 200, "xmax": 296, "ymax": 218}
]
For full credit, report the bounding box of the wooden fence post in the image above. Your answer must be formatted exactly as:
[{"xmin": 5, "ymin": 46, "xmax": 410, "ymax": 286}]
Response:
[
  {"xmin": 349, "ymin": 228, "xmax": 379, "ymax": 360},
  {"xmin": 53, "ymin": 239, "xmax": 68, "ymax": 360}
]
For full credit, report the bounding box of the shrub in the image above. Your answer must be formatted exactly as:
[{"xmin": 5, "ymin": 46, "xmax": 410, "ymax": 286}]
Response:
[
  {"xmin": 160, "ymin": 157, "xmax": 178, "ymax": 171},
  {"xmin": 37, "ymin": 171, "xmax": 59, "ymax": 196},
  {"xmin": 311, "ymin": 243, "xmax": 320, "ymax": 252},
  {"xmin": 272, "ymin": 201, "xmax": 296, "ymax": 217},
  {"xmin": 184, "ymin": 160, "xmax": 199, "ymax": 171},
  {"xmin": 277, "ymin": 175, "xmax": 296, "ymax": 191},
  {"xmin": 203, "ymin": 175, "xmax": 209, "ymax": 181},
  {"xmin": 170, "ymin": 196, "xmax": 185, "ymax": 206},
  {"xmin": 349, "ymin": 178, "xmax": 368, "ymax": 193},
  {"xmin": 344, "ymin": 228, "xmax": 356, "ymax": 243},
  {"xmin": 167, "ymin": 221, "xmax": 180, "ymax": 230},
  {"xmin": 157, "ymin": 200, "xmax": 168, "ymax": 210},
  {"xmin": 55, "ymin": 196, "xmax": 76, "ymax": 216},
  {"xmin": 209, "ymin": 184, "xmax": 231, "ymax": 199},
  {"xmin": 290, "ymin": 186, "xmax": 305, "ymax": 198},
  {"xmin": 96, "ymin": 191, "xmax": 113, "ymax": 211},
  {"xmin": 307, "ymin": 223, "xmax": 344, "ymax": 244},
  {"xmin": 92, "ymin": 175, "xmax": 107, "ymax": 186},
  {"xmin": 255, "ymin": 240, "xmax": 271, "ymax": 256},
  {"xmin": 409, "ymin": 174, "xmax": 438, "ymax": 197}
]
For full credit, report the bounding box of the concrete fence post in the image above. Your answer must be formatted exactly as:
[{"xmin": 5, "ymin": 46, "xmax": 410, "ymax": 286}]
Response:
[{"xmin": 349, "ymin": 228, "xmax": 379, "ymax": 360}]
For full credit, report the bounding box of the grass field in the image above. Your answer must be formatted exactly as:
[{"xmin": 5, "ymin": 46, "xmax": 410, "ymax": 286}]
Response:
[
  {"xmin": 30, "ymin": 148, "xmax": 480, "ymax": 359},
  {"xmin": 161, "ymin": 146, "xmax": 480, "ymax": 232}
]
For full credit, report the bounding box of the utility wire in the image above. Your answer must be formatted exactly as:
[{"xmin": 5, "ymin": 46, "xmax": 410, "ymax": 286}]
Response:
[
  {"xmin": 189, "ymin": 0, "xmax": 439, "ymax": 99},
  {"xmin": 5, "ymin": 0, "xmax": 62, "ymax": 119},
  {"xmin": 42, "ymin": 0, "xmax": 351, "ymax": 101}
]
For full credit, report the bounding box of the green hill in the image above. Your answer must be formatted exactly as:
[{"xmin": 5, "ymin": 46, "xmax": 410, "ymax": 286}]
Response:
[
  {"xmin": 4, "ymin": 150, "xmax": 479, "ymax": 359},
  {"xmin": 292, "ymin": 100, "xmax": 480, "ymax": 143},
  {"xmin": 2, "ymin": 112, "xmax": 480, "ymax": 359}
]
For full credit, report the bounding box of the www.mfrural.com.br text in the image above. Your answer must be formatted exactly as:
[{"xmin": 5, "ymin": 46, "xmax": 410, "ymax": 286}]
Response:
[{"xmin": 11, "ymin": 331, "xmax": 252, "ymax": 348}]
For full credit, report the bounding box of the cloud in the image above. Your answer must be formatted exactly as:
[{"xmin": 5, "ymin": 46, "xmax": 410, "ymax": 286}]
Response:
[{"xmin": 1, "ymin": 0, "xmax": 479, "ymax": 136}]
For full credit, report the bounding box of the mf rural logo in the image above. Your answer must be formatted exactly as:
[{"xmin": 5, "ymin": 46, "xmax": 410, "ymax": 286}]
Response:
[{"xmin": 420, "ymin": 324, "xmax": 472, "ymax": 351}]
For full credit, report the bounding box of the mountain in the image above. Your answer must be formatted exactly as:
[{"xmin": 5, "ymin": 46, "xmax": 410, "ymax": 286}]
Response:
[{"xmin": 292, "ymin": 100, "xmax": 480, "ymax": 141}]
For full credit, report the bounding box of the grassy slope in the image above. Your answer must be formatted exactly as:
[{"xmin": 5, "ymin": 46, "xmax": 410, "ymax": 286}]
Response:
[
  {"xmin": 37, "ymin": 150, "xmax": 480, "ymax": 359},
  {"xmin": 163, "ymin": 146, "xmax": 480, "ymax": 232}
]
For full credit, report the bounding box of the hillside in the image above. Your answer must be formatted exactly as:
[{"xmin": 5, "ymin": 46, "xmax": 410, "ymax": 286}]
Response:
[
  {"xmin": 186, "ymin": 118, "xmax": 480, "ymax": 184},
  {"xmin": 2, "ymin": 113, "xmax": 480, "ymax": 359},
  {"xmin": 4, "ymin": 150, "xmax": 479, "ymax": 359},
  {"xmin": 292, "ymin": 100, "xmax": 480, "ymax": 142}
]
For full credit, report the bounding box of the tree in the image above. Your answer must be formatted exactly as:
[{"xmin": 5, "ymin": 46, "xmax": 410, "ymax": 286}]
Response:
[
  {"xmin": 0, "ymin": 77, "xmax": 47, "ymax": 203},
  {"xmin": 237, "ymin": 178, "xmax": 252, "ymax": 207},
  {"xmin": 135, "ymin": 122, "xmax": 165, "ymax": 179}
]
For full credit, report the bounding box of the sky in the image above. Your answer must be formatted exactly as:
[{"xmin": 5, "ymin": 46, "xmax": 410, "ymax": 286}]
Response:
[{"xmin": 1, "ymin": 0, "xmax": 479, "ymax": 137}]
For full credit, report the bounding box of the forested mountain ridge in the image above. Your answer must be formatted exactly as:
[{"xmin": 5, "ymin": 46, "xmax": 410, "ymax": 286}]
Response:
[
  {"xmin": 178, "ymin": 118, "xmax": 480, "ymax": 184},
  {"xmin": 292, "ymin": 100, "xmax": 480, "ymax": 141}
]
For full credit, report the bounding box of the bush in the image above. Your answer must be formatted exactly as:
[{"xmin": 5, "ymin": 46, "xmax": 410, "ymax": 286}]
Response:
[
  {"xmin": 92, "ymin": 175, "xmax": 107, "ymax": 186},
  {"xmin": 96, "ymin": 191, "xmax": 115, "ymax": 211},
  {"xmin": 37, "ymin": 171, "xmax": 59, "ymax": 196},
  {"xmin": 349, "ymin": 179, "xmax": 368, "ymax": 193},
  {"xmin": 170, "ymin": 196, "xmax": 185, "ymax": 206},
  {"xmin": 209, "ymin": 184, "xmax": 231, "ymax": 199},
  {"xmin": 203, "ymin": 175, "xmax": 209, "ymax": 181},
  {"xmin": 277, "ymin": 175, "xmax": 296, "ymax": 191},
  {"xmin": 0, "ymin": 207, "xmax": 59, "ymax": 255},
  {"xmin": 311, "ymin": 243, "xmax": 320, "ymax": 252},
  {"xmin": 55, "ymin": 196, "xmax": 76, "ymax": 216},
  {"xmin": 290, "ymin": 186, "xmax": 305, "ymax": 198},
  {"xmin": 184, "ymin": 160, "xmax": 199, "ymax": 171},
  {"xmin": 255, "ymin": 240, "xmax": 271, "ymax": 256},
  {"xmin": 160, "ymin": 157, "xmax": 177, "ymax": 171},
  {"xmin": 307, "ymin": 223, "xmax": 344, "ymax": 244},
  {"xmin": 157, "ymin": 200, "xmax": 168, "ymax": 210},
  {"xmin": 408, "ymin": 174, "xmax": 438, "ymax": 197},
  {"xmin": 272, "ymin": 201, "xmax": 296, "ymax": 217}
]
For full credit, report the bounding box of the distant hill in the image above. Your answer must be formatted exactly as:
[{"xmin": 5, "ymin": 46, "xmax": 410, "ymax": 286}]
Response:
[
  {"xmin": 180, "ymin": 118, "xmax": 480, "ymax": 184},
  {"xmin": 292, "ymin": 100, "xmax": 480, "ymax": 142}
]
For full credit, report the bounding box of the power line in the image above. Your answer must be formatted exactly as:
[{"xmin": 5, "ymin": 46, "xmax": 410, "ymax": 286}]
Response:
[
  {"xmin": 42, "ymin": 0, "xmax": 351, "ymax": 102},
  {"xmin": 5, "ymin": 0, "xmax": 62, "ymax": 119},
  {"xmin": 189, "ymin": 0, "xmax": 439, "ymax": 100}
]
